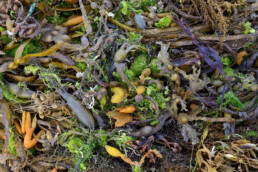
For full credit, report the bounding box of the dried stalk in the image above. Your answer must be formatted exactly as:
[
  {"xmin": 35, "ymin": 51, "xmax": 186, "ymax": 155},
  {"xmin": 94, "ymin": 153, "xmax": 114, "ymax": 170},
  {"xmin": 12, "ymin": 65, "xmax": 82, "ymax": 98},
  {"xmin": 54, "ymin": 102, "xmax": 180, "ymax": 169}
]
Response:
[{"xmin": 79, "ymin": 0, "xmax": 92, "ymax": 34}]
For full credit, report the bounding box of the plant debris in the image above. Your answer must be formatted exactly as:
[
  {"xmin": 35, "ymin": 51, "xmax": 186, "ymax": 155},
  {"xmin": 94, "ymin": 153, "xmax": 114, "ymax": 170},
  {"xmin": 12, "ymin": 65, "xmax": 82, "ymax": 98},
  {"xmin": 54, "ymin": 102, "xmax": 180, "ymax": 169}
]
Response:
[{"xmin": 0, "ymin": 0, "xmax": 257, "ymax": 171}]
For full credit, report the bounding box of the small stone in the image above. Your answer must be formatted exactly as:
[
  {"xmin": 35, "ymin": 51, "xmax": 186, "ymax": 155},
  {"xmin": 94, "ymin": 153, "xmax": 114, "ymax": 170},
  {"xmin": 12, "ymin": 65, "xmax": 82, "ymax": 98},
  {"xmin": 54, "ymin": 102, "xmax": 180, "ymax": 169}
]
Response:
[
  {"xmin": 55, "ymin": 25, "xmax": 62, "ymax": 30},
  {"xmin": 52, "ymin": 31, "xmax": 59, "ymax": 36},
  {"xmin": 217, "ymin": 85, "xmax": 228, "ymax": 94},
  {"xmin": 135, "ymin": 94, "xmax": 143, "ymax": 103},
  {"xmin": 213, "ymin": 80, "xmax": 224, "ymax": 87}
]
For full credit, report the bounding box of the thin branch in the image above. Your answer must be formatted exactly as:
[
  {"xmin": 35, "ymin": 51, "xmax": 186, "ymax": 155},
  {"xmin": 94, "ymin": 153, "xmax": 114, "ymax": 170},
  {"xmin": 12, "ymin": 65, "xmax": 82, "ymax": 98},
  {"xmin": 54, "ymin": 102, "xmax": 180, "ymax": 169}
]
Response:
[
  {"xmin": 108, "ymin": 17, "xmax": 182, "ymax": 35},
  {"xmin": 169, "ymin": 3, "xmax": 201, "ymax": 20},
  {"xmin": 79, "ymin": 0, "xmax": 92, "ymax": 34}
]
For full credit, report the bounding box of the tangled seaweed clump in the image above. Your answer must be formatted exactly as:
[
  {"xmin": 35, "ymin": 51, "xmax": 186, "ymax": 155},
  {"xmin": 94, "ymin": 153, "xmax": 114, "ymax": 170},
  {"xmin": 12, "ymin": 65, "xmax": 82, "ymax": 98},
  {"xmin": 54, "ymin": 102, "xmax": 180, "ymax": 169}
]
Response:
[{"xmin": 0, "ymin": 0, "xmax": 257, "ymax": 171}]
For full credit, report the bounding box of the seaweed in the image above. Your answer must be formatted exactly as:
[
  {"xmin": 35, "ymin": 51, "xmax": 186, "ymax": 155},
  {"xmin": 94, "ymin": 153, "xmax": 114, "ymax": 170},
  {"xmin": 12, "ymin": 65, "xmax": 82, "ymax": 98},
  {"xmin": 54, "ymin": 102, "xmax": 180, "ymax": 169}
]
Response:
[
  {"xmin": 155, "ymin": 16, "xmax": 171, "ymax": 28},
  {"xmin": 5, "ymin": 39, "xmax": 42, "ymax": 57},
  {"xmin": 1, "ymin": 1, "xmax": 257, "ymax": 171},
  {"xmin": 130, "ymin": 54, "xmax": 148, "ymax": 76},
  {"xmin": 8, "ymin": 127, "xmax": 17, "ymax": 156},
  {"xmin": 216, "ymin": 91, "xmax": 244, "ymax": 109}
]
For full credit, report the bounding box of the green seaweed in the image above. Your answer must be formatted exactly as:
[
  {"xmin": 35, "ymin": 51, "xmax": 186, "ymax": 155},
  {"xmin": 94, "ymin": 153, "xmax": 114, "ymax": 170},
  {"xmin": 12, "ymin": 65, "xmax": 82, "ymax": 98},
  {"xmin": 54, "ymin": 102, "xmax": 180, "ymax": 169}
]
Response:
[
  {"xmin": 59, "ymin": 128, "xmax": 109, "ymax": 171},
  {"xmin": 150, "ymin": 119, "xmax": 159, "ymax": 126},
  {"xmin": 5, "ymin": 39, "xmax": 42, "ymax": 57},
  {"xmin": 24, "ymin": 65, "xmax": 41, "ymax": 75},
  {"xmin": 108, "ymin": 132, "xmax": 134, "ymax": 151},
  {"xmin": 243, "ymin": 22, "xmax": 255, "ymax": 34},
  {"xmin": 246, "ymin": 131, "xmax": 257, "ymax": 138},
  {"xmin": 223, "ymin": 66, "xmax": 244, "ymax": 78},
  {"xmin": 1, "ymin": 85, "xmax": 25, "ymax": 102},
  {"xmin": 8, "ymin": 127, "xmax": 17, "ymax": 156},
  {"xmin": 112, "ymin": 71, "xmax": 123, "ymax": 82},
  {"xmin": 148, "ymin": 58, "xmax": 160, "ymax": 75},
  {"xmin": 130, "ymin": 54, "xmax": 148, "ymax": 76},
  {"xmin": 216, "ymin": 91, "xmax": 244, "ymax": 109},
  {"xmin": 46, "ymin": 11, "xmax": 67, "ymax": 24},
  {"xmin": 95, "ymin": 129, "xmax": 108, "ymax": 147},
  {"xmin": 155, "ymin": 16, "xmax": 172, "ymax": 28},
  {"xmin": 146, "ymin": 84, "xmax": 158, "ymax": 95},
  {"xmin": 0, "ymin": 26, "xmax": 5, "ymax": 32},
  {"xmin": 124, "ymin": 67, "xmax": 136, "ymax": 80},
  {"xmin": 126, "ymin": 32, "xmax": 143, "ymax": 42},
  {"xmin": 77, "ymin": 62, "xmax": 87, "ymax": 71},
  {"xmin": 133, "ymin": 165, "xmax": 143, "ymax": 172},
  {"xmin": 153, "ymin": 93, "xmax": 170, "ymax": 110},
  {"xmin": 120, "ymin": 1, "xmax": 143, "ymax": 16},
  {"xmin": 0, "ymin": 73, "xmax": 25, "ymax": 103},
  {"xmin": 66, "ymin": 135, "xmax": 97, "ymax": 170},
  {"xmin": 135, "ymin": 98, "xmax": 153, "ymax": 113},
  {"xmin": 140, "ymin": 0, "xmax": 157, "ymax": 11},
  {"xmin": 221, "ymin": 56, "xmax": 234, "ymax": 66},
  {"xmin": 245, "ymin": 42, "xmax": 253, "ymax": 48},
  {"xmin": 100, "ymin": 95, "xmax": 107, "ymax": 110},
  {"xmin": 39, "ymin": 69, "xmax": 63, "ymax": 88},
  {"xmin": 0, "ymin": 35, "xmax": 12, "ymax": 45}
]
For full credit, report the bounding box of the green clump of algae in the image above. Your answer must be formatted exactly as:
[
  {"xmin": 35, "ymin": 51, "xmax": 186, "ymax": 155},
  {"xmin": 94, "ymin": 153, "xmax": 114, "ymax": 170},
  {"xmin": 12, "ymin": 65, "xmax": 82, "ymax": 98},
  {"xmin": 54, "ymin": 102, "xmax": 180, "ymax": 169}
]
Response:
[
  {"xmin": 5, "ymin": 39, "xmax": 42, "ymax": 57},
  {"xmin": 216, "ymin": 91, "xmax": 244, "ymax": 109}
]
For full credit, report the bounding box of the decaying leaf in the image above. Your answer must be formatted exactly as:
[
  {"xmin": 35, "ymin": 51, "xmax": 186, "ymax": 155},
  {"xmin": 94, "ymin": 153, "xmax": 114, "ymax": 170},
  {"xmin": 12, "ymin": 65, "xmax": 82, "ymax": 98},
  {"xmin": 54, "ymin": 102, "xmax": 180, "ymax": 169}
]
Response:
[
  {"xmin": 107, "ymin": 111, "xmax": 133, "ymax": 127},
  {"xmin": 236, "ymin": 51, "xmax": 247, "ymax": 65},
  {"xmin": 105, "ymin": 145, "xmax": 123, "ymax": 157},
  {"xmin": 116, "ymin": 106, "xmax": 136, "ymax": 113},
  {"xmin": 202, "ymin": 126, "xmax": 209, "ymax": 141},
  {"xmin": 105, "ymin": 145, "xmax": 162, "ymax": 166},
  {"xmin": 105, "ymin": 145, "xmax": 136, "ymax": 165}
]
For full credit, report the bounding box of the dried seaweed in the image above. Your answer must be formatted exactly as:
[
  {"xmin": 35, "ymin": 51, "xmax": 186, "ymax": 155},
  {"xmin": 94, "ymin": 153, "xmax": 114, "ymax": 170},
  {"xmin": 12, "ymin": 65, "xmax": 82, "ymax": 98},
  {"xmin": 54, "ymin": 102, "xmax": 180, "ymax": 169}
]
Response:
[
  {"xmin": 175, "ymin": 16, "xmax": 225, "ymax": 77},
  {"xmin": 181, "ymin": 123, "xmax": 199, "ymax": 145},
  {"xmin": 0, "ymin": 1, "xmax": 257, "ymax": 171}
]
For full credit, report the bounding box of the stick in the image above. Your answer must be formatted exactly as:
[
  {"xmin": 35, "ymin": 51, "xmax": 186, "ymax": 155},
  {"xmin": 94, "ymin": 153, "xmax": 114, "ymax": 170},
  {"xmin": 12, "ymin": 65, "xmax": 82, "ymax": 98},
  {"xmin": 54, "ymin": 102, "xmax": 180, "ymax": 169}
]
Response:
[{"xmin": 78, "ymin": 0, "xmax": 92, "ymax": 34}]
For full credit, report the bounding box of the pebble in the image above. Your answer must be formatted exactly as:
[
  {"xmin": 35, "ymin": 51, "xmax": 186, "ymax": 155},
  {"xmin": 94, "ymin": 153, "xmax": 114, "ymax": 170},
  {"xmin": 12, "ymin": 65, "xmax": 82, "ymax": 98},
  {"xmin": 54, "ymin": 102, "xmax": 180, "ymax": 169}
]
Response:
[
  {"xmin": 213, "ymin": 80, "xmax": 224, "ymax": 87},
  {"xmin": 217, "ymin": 84, "xmax": 228, "ymax": 94}
]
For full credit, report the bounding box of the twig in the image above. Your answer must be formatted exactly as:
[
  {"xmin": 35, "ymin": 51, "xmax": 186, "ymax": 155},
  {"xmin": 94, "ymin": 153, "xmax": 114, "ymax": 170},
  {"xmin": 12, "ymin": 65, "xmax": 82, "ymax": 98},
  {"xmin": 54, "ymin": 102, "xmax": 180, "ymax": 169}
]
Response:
[
  {"xmin": 78, "ymin": 0, "xmax": 92, "ymax": 34},
  {"xmin": 92, "ymin": 110, "xmax": 107, "ymax": 128},
  {"xmin": 143, "ymin": 12, "xmax": 174, "ymax": 18},
  {"xmin": 38, "ymin": 162, "xmax": 70, "ymax": 169},
  {"xmin": 2, "ymin": 108, "xmax": 10, "ymax": 151},
  {"xmin": 143, "ymin": 24, "xmax": 212, "ymax": 39},
  {"xmin": 127, "ymin": 119, "xmax": 153, "ymax": 126},
  {"xmin": 169, "ymin": 3, "xmax": 201, "ymax": 20},
  {"xmin": 128, "ymin": 111, "xmax": 170, "ymax": 137},
  {"xmin": 187, "ymin": 116, "xmax": 236, "ymax": 123},
  {"xmin": 167, "ymin": 31, "xmax": 258, "ymax": 47},
  {"xmin": 108, "ymin": 17, "xmax": 182, "ymax": 35},
  {"xmin": 194, "ymin": 31, "xmax": 258, "ymax": 41},
  {"xmin": 243, "ymin": 96, "xmax": 257, "ymax": 111}
]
